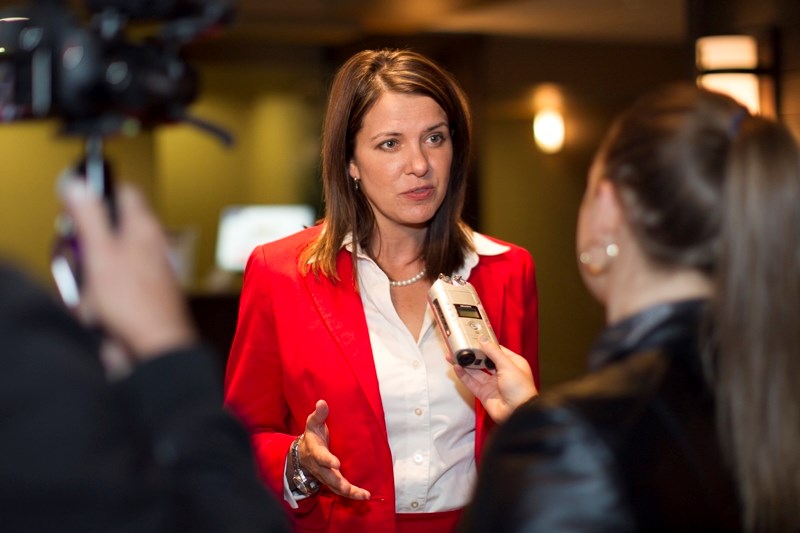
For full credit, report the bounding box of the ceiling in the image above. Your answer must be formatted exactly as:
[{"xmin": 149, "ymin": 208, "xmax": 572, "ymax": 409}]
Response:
[
  {"xmin": 226, "ymin": 0, "xmax": 687, "ymax": 46},
  {"xmin": 0, "ymin": 0, "xmax": 687, "ymax": 52}
]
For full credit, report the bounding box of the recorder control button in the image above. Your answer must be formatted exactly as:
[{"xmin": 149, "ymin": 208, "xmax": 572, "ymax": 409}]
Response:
[{"xmin": 469, "ymin": 321, "xmax": 484, "ymax": 333}]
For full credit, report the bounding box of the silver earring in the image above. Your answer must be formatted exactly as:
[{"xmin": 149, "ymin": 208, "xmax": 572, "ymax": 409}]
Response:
[{"xmin": 353, "ymin": 177, "xmax": 360, "ymax": 191}]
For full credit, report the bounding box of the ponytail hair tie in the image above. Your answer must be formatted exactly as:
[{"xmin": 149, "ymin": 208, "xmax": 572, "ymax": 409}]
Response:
[{"xmin": 730, "ymin": 108, "xmax": 749, "ymax": 137}]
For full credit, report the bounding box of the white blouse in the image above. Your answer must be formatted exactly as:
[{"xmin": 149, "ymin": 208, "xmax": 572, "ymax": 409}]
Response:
[
  {"xmin": 358, "ymin": 233, "xmax": 509, "ymax": 513},
  {"xmin": 284, "ymin": 232, "xmax": 509, "ymax": 512}
]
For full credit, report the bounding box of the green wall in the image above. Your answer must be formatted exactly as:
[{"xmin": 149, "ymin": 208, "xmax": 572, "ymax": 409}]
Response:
[
  {"xmin": 0, "ymin": 121, "xmax": 155, "ymax": 285},
  {"xmin": 155, "ymin": 63, "xmax": 324, "ymax": 291},
  {"xmin": 480, "ymin": 115, "xmax": 605, "ymax": 385}
]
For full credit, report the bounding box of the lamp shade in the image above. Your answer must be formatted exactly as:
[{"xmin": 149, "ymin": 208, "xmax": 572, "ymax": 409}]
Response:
[
  {"xmin": 696, "ymin": 35, "xmax": 758, "ymax": 70},
  {"xmin": 696, "ymin": 35, "xmax": 761, "ymax": 114}
]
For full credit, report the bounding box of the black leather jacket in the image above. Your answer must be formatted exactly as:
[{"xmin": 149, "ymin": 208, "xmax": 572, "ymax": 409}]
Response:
[{"xmin": 460, "ymin": 300, "xmax": 742, "ymax": 532}]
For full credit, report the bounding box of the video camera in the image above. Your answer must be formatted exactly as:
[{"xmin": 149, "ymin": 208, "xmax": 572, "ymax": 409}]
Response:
[
  {"xmin": 0, "ymin": 0, "xmax": 235, "ymax": 306},
  {"xmin": 0, "ymin": 0, "xmax": 234, "ymax": 137}
]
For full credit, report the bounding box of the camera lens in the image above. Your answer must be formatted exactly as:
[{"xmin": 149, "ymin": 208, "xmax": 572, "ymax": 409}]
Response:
[{"xmin": 456, "ymin": 350, "xmax": 476, "ymax": 367}]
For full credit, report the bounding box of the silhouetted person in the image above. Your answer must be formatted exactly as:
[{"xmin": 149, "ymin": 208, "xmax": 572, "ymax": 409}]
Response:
[{"xmin": 0, "ymin": 179, "xmax": 290, "ymax": 532}]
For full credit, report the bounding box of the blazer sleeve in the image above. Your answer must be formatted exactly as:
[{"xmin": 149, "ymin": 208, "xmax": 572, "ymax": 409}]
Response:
[
  {"xmin": 517, "ymin": 247, "xmax": 539, "ymax": 387},
  {"xmin": 469, "ymin": 244, "xmax": 539, "ymax": 460},
  {"xmin": 476, "ymin": 244, "xmax": 539, "ymax": 386},
  {"xmin": 223, "ymin": 246, "xmax": 298, "ymax": 497},
  {"xmin": 459, "ymin": 400, "xmax": 634, "ymax": 533}
]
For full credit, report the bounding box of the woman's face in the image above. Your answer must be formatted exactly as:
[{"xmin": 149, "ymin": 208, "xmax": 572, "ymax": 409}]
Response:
[{"xmin": 348, "ymin": 91, "xmax": 452, "ymax": 234}]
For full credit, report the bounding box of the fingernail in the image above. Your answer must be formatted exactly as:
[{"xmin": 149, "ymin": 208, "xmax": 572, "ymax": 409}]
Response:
[
  {"xmin": 62, "ymin": 180, "xmax": 90, "ymax": 204},
  {"xmin": 56, "ymin": 168, "xmax": 82, "ymax": 198}
]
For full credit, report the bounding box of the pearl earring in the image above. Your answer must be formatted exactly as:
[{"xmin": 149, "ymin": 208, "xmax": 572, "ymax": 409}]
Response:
[{"xmin": 578, "ymin": 241, "xmax": 619, "ymax": 275}]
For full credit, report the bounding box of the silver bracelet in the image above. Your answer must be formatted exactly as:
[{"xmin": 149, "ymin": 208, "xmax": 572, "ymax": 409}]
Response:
[{"xmin": 291, "ymin": 435, "xmax": 321, "ymax": 496}]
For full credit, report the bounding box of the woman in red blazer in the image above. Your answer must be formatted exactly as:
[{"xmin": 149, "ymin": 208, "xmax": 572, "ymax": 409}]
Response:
[{"xmin": 224, "ymin": 48, "xmax": 538, "ymax": 533}]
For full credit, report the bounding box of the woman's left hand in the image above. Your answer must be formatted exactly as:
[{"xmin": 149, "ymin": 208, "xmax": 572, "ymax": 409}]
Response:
[
  {"xmin": 454, "ymin": 337, "xmax": 537, "ymax": 423},
  {"xmin": 298, "ymin": 400, "xmax": 371, "ymax": 500}
]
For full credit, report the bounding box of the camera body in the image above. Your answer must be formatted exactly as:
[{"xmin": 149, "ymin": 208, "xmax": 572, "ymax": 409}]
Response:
[
  {"xmin": 0, "ymin": 0, "xmax": 233, "ymax": 306},
  {"xmin": 428, "ymin": 274, "xmax": 498, "ymax": 370},
  {"xmin": 0, "ymin": 0, "xmax": 233, "ymax": 137}
]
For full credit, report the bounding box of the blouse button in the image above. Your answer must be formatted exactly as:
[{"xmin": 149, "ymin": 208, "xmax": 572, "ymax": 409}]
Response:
[
  {"xmin": 414, "ymin": 408, "xmax": 423, "ymax": 416},
  {"xmin": 410, "ymin": 501, "xmax": 419, "ymax": 509},
  {"xmin": 412, "ymin": 360, "xmax": 421, "ymax": 369}
]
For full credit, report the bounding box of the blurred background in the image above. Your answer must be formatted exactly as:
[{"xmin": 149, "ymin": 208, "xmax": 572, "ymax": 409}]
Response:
[{"xmin": 0, "ymin": 0, "xmax": 797, "ymax": 386}]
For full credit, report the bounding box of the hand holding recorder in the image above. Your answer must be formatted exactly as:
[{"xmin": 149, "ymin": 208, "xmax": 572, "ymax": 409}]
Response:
[
  {"xmin": 454, "ymin": 339, "xmax": 538, "ymax": 423},
  {"xmin": 428, "ymin": 274, "xmax": 537, "ymax": 422}
]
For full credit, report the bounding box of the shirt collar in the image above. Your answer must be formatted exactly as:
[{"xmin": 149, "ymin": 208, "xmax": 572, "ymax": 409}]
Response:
[
  {"xmin": 456, "ymin": 232, "xmax": 509, "ymax": 278},
  {"xmin": 341, "ymin": 230, "xmax": 509, "ymax": 278}
]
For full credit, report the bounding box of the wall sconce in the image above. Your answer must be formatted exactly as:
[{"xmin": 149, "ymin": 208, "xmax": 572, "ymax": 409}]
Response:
[
  {"xmin": 533, "ymin": 108, "xmax": 565, "ymax": 154},
  {"xmin": 695, "ymin": 34, "xmax": 775, "ymax": 115}
]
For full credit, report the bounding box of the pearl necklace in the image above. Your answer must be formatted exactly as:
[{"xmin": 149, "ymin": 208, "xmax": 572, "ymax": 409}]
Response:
[{"xmin": 389, "ymin": 268, "xmax": 427, "ymax": 287}]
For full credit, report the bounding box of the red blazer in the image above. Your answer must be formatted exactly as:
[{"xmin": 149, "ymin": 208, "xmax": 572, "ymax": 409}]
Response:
[{"xmin": 224, "ymin": 225, "xmax": 538, "ymax": 532}]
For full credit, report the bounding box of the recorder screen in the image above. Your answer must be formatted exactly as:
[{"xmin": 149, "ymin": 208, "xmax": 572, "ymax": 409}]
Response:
[{"xmin": 455, "ymin": 304, "xmax": 482, "ymax": 319}]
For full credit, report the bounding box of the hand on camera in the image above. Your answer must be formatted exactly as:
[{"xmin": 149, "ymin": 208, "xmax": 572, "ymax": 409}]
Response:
[
  {"xmin": 62, "ymin": 179, "xmax": 196, "ymax": 370},
  {"xmin": 454, "ymin": 337, "xmax": 538, "ymax": 423},
  {"xmin": 292, "ymin": 399, "xmax": 371, "ymax": 500}
]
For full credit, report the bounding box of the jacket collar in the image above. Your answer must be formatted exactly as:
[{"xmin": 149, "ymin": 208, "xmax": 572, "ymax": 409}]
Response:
[
  {"xmin": 302, "ymin": 251, "xmax": 388, "ymax": 433},
  {"xmin": 588, "ymin": 299, "xmax": 708, "ymax": 371}
]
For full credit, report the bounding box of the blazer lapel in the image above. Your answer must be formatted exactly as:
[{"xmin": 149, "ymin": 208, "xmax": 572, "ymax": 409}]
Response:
[{"xmin": 302, "ymin": 251, "xmax": 388, "ymax": 434}]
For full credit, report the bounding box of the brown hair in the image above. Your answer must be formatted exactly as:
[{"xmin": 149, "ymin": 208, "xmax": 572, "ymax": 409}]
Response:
[
  {"xmin": 599, "ymin": 83, "xmax": 800, "ymax": 531},
  {"xmin": 299, "ymin": 48, "xmax": 474, "ymax": 282}
]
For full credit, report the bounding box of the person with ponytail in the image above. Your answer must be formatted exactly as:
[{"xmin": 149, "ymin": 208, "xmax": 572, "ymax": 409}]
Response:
[{"xmin": 454, "ymin": 83, "xmax": 800, "ymax": 532}]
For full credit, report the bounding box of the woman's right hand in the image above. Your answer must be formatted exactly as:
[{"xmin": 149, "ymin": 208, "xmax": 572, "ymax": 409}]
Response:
[
  {"xmin": 291, "ymin": 399, "xmax": 371, "ymax": 500},
  {"xmin": 63, "ymin": 179, "xmax": 196, "ymax": 365},
  {"xmin": 454, "ymin": 338, "xmax": 538, "ymax": 423}
]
